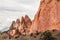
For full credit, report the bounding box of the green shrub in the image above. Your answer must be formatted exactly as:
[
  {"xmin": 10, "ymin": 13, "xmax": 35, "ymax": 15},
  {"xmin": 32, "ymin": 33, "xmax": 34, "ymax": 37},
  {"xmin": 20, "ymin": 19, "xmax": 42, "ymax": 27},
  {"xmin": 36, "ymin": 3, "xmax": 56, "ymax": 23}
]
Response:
[{"xmin": 42, "ymin": 31, "xmax": 57, "ymax": 40}]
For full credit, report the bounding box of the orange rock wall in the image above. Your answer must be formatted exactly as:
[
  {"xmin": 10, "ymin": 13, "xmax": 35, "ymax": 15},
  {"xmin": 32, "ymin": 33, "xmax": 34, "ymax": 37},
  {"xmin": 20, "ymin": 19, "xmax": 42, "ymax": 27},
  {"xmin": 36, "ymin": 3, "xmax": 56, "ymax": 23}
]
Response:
[
  {"xmin": 30, "ymin": 0, "xmax": 60, "ymax": 33},
  {"xmin": 9, "ymin": 0, "xmax": 60, "ymax": 36}
]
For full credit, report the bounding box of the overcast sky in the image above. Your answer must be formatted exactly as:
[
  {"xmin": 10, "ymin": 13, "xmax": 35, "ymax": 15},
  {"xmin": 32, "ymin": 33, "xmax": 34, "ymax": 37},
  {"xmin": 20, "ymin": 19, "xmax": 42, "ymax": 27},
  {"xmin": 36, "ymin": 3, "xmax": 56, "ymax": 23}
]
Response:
[{"xmin": 0, "ymin": 0, "xmax": 40, "ymax": 30}]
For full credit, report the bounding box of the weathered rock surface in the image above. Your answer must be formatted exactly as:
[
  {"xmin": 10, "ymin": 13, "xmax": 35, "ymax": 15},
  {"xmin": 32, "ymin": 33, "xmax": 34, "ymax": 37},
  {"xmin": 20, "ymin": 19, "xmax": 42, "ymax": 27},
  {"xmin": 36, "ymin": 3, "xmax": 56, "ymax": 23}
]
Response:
[
  {"xmin": 9, "ymin": 0, "xmax": 60, "ymax": 36},
  {"xmin": 9, "ymin": 15, "xmax": 32, "ymax": 37},
  {"xmin": 0, "ymin": 0, "xmax": 60, "ymax": 40},
  {"xmin": 30, "ymin": 0, "xmax": 60, "ymax": 33}
]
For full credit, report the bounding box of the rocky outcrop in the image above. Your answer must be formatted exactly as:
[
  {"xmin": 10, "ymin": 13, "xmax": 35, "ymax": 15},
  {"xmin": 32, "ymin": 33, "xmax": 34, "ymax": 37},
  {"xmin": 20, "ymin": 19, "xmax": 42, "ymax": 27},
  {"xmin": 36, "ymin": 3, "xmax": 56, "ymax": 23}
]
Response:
[
  {"xmin": 18, "ymin": 15, "xmax": 32, "ymax": 35},
  {"xmin": 9, "ymin": 0, "xmax": 60, "ymax": 37},
  {"xmin": 9, "ymin": 15, "xmax": 32, "ymax": 37},
  {"xmin": 29, "ymin": 0, "xmax": 60, "ymax": 33},
  {"xmin": 0, "ymin": 0, "xmax": 60, "ymax": 40}
]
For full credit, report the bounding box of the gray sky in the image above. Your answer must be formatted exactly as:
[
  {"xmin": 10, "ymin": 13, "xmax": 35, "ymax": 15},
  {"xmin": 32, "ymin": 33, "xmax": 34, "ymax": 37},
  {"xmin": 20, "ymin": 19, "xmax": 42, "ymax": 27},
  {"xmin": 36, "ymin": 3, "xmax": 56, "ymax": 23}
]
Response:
[{"xmin": 0, "ymin": 0, "xmax": 40, "ymax": 30}]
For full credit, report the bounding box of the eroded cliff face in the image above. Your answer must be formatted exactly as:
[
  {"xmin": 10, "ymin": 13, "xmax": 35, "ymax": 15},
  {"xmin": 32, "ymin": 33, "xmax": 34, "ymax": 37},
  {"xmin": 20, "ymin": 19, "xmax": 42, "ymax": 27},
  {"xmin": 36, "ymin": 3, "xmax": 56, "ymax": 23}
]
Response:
[
  {"xmin": 9, "ymin": 15, "xmax": 32, "ymax": 36},
  {"xmin": 9, "ymin": 0, "xmax": 60, "ymax": 37},
  {"xmin": 30, "ymin": 0, "xmax": 60, "ymax": 33}
]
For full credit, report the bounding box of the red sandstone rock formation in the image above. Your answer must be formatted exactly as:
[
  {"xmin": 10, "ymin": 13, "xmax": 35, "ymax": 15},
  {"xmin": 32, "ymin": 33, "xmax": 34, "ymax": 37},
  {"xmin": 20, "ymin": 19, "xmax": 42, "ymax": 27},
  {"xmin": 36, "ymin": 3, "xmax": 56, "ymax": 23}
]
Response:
[
  {"xmin": 9, "ymin": 15, "xmax": 32, "ymax": 36},
  {"xmin": 9, "ymin": 0, "xmax": 60, "ymax": 36},
  {"xmin": 29, "ymin": 0, "xmax": 60, "ymax": 34},
  {"xmin": 18, "ymin": 15, "xmax": 32, "ymax": 35}
]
